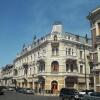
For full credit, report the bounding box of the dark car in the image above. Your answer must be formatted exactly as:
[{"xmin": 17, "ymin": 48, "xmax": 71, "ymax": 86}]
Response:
[
  {"xmin": 16, "ymin": 87, "xmax": 25, "ymax": 93},
  {"xmin": 0, "ymin": 86, "xmax": 4, "ymax": 95},
  {"xmin": 59, "ymin": 88, "xmax": 79, "ymax": 100}
]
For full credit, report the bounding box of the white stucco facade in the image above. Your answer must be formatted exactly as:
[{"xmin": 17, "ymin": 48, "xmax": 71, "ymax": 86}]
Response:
[{"xmin": 12, "ymin": 23, "xmax": 93, "ymax": 93}]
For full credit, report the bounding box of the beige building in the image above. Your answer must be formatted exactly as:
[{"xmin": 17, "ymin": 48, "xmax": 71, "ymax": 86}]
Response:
[
  {"xmin": 13, "ymin": 22, "xmax": 93, "ymax": 93},
  {"xmin": 87, "ymin": 7, "xmax": 100, "ymax": 92},
  {"xmin": 0, "ymin": 64, "xmax": 14, "ymax": 87}
]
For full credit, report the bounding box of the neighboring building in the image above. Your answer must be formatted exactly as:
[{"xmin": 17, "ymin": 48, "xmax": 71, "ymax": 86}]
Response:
[
  {"xmin": 0, "ymin": 68, "xmax": 2, "ymax": 86},
  {"xmin": 87, "ymin": 7, "xmax": 100, "ymax": 92},
  {"xmin": 1, "ymin": 64, "xmax": 14, "ymax": 87},
  {"xmin": 13, "ymin": 22, "xmax": 93, "ymax": 93}
]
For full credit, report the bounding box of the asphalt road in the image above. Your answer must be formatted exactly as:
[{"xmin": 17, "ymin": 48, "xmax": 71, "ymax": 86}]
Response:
[{"xmin": 0, "ymin": 91, "xmax": 59, "ymax": 100}]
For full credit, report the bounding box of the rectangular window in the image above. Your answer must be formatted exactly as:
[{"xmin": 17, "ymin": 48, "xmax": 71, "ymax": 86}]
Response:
[
  {"xmin": 80, "ymin": 51, "xmax": 83, "ymax": 58},
  {"xmin": 68, "ymin": 48, "xmax": 71, "ymax": 55},
  {"xmin": 80, "ymin": 65, "xmax": 83, "ymax": 73},
  {"xmin": 52, "ymin": 47, "xmax": 59, "ymax": 56},
  {"xmin": 72, "ymin": 49, "xmax": 74, "ymax": 55},
  {"xmin": 66, "ymin": 64, "xmax": 69, "ymax": 71},
  {"xmin": 71, "ymin": 64, "xmax": 73, "ymax": 72}
]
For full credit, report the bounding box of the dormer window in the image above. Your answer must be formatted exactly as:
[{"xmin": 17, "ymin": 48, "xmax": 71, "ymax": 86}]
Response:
[
  {"xmin": 54, "ymin": 35, "xmax": 57, "ymax": 41},
  {"xmin": 68, "ymin": 36, "xmax": 70, "ymax": 39},
  {"xmin": 76, "ymin": 35, "xmax": 79, "ymax": 41}
]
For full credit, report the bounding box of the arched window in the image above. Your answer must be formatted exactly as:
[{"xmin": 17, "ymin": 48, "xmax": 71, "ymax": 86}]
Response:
[
  {"xmin": 51, "ymin": 61, "xmax": 59, "ymax": 72},
  {"xmin": 54, "ymin": 35, "xmax": 57, "ymax": 41}
]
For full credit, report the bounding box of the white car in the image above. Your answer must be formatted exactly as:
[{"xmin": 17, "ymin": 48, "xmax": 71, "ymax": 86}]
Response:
[
  {"xmin": 24, "ymin": 88, "xmax": 35, "ymax": 94},
  {"xmin": 79, "ymin": 89, "xmax": 94, "ymax": 95}
]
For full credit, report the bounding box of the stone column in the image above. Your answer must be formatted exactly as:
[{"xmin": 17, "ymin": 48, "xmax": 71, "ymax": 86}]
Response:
[
  {"xmin": 86, "ymin": 78, "xmax": 89, "ymax": 90},
  {"xmin": 94, "ymin": 73, "xmax": 96, "ymax": 91}
]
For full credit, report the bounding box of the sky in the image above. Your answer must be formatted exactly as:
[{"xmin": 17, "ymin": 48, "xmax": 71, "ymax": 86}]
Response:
[{"xmin": 0, "ymin": 0, "xmax": 100, "ymax": 67}]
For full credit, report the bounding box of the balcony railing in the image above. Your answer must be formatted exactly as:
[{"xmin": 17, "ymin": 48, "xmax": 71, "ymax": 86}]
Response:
[{"xmin": 66, "ymin": 54, "xmax": 77, "ymax": 60}]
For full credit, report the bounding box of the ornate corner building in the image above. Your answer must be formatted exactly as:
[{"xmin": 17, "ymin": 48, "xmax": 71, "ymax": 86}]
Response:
[
  {"xmin": 87, "ymin": 7, "xmax": 100, "ymax": 92},
  {"xmin": 12, "ymin": 22, "xmax": 94, "ymax": 93}
]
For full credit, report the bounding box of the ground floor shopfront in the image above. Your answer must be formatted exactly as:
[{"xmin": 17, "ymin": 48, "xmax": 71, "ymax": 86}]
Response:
[{"xmin": 15, "ymin": 75, "xmax": 93, "ymax": 94}]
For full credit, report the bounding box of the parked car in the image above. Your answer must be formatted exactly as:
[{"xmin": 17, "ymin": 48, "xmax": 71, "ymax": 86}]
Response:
[
  {"xmin": 78, "ymin": 89, "xmax": 94, "ymax": 100},
  {"xmin": 23, "ymin": 88, "xmax": 35, "ymax": 94},
  {"xmin": 83, "ymin": 92, "xmax": 100, "ymax": 100},
  {"xmin": 79, "ymin": 89, "xmax": 94, "ymax": 95},
  {"xmin": 59, "ymin": 88, "xmax": 79, "ymax": 100},
  {"xmin": 0, "ymin": 86, "xmax": 4, "ymax": 95},
  {"xmin": 8, "ymin": 86, "xmax": 15, "ymax": 91},
  {"xmin": 16, "ymin": 87, "xmax": 25, "ymax": 93}
]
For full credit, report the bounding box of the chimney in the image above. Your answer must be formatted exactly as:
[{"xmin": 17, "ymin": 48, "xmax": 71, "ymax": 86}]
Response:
[{"xmin": 51, "ymin": 21, "xmax": 63, "ymax": 34}]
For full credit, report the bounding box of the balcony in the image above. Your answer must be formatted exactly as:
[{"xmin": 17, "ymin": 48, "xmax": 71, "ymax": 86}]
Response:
[
  {"xmin": 66, "ymin": 54, "xmax": 77, "ymax": 60},
  {"xmin": 38, "ymin": 55, "xmax": 46, "ymax": 61},
  {"xmin": 64, "ymin": 71, "xmax": 78, "ymax": 76},
  {"xmin": 93, "ymin": 66, "xmax": 100, "ymax": 71},
  {"xmin": 51, "ymin": 40, "xmax": 59, "ymax": 47},
  {"xmin": 37, "ymin": 71, "xmax": 45, "ymax": 76}
]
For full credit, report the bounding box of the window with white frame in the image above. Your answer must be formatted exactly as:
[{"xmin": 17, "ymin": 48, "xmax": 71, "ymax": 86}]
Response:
[
  {"xmin": 80, "ymin": 51, "xmax": 83, "ymax": 58},
  {"xmin": 52, "ymin": 47, "xmax": 59, "ymax": 56},
  {"xmin": 68, "ymin": 48, "xmax": 71, "ymax": 55},
  {"xmin": 80, "ymin": 65, "xmax": 83, "ymax": 73}
]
